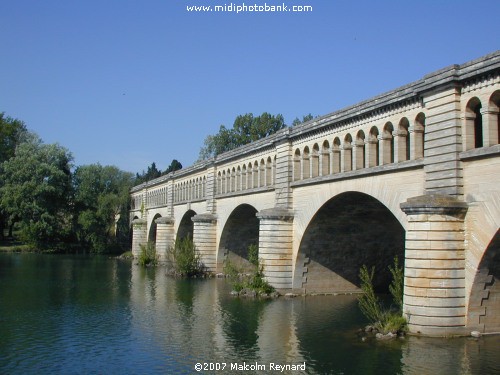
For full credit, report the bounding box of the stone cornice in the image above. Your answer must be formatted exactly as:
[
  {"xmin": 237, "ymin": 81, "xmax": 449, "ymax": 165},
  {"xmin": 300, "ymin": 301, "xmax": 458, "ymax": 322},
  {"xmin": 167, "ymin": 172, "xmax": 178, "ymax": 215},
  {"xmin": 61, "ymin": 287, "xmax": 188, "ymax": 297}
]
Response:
[
  {"xmin": 191, "ymin": 213, "xmax": 217, "ymax": 223},
  {"xmin": 256, "ymin": 207, "xmax": 294, "ymax": 221},
  {"xmin": 155, "ymin": 216, "xmax": 175, "ymax": 225},
  {"xmin": 400, "ymin": 194, "xmax": 468, "ymax": 216}
]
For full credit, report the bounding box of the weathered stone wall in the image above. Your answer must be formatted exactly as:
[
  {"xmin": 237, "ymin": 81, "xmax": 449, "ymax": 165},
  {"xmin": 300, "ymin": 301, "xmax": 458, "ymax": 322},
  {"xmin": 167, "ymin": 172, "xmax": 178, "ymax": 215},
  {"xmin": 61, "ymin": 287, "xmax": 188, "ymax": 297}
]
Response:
[{"xmin": 422, "ymin": 86, "xmax": 463, "ymax": 197}]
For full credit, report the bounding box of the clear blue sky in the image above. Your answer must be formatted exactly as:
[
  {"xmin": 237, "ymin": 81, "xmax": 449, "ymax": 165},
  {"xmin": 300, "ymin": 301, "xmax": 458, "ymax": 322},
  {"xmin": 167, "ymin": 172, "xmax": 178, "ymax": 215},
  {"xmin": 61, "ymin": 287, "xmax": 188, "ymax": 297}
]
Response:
[{"xmin": 1, "ymin": 0, "xmax": 499, "ymax": 174}]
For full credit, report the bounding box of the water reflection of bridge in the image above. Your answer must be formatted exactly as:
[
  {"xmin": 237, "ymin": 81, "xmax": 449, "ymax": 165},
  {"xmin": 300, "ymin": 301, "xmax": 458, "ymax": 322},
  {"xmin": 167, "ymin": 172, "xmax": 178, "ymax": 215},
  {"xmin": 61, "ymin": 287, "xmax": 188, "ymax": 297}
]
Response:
[
  {"xmin": 129, "ymin": 267, "xmax": 500, "ymax": 374},
  {"xmin": 130, "ymin": 51, "xmax": 500, "ymax": 336}
]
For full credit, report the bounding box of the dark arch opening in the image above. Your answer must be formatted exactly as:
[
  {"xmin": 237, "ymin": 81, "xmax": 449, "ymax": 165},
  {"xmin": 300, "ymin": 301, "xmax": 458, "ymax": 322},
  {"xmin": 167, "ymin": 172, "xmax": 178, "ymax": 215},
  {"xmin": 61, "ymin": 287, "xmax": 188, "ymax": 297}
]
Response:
[
  {"xmin": 218, "ymin": 204, "xmax": 259, "ymax": 271},
  {"xmin": 297, "ymin": 192, "xmax": 404, "ymax": 294},
  {"xmin": 176, "ymin": 210, "xmax": 196, "ymax": 242},
  {"xmin": 148, "ymin": 214, "xmax": 162, "ymax": 243},
  {"xmin": 469, "ymin": 230, "xmax": 500, "ymax": 333},
  {"xmin": 474, "ymin": 102, "xmax": 483, "ymax": 148}
]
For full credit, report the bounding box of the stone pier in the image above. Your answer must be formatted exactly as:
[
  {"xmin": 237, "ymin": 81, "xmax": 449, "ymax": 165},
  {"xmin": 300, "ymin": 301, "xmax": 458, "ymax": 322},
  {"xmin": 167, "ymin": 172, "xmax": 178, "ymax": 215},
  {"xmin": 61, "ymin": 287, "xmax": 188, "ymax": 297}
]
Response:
[
  {"xmin": 401, "ymin": 195, "xmax": 468, "ymax": 336},
  {"xmin": 257, "ymin": 208, "xmax": 294, "ymax": 290}
]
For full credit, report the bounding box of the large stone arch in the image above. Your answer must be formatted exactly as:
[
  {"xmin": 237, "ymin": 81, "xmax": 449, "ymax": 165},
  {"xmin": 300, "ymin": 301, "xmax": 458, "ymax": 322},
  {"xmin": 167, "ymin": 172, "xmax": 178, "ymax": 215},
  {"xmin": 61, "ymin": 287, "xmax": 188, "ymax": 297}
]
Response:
[
  {"xmin": 294, "ymin": 191, "xmax": 405, "ymax": 294},
  {"xmin": 467, "ymin": 230, "xmax": 500, "ymax": 333},
  {"xmin": 176, "ymin": 210, "xmax": 196, "ymax": 242},
  {"xmin": 217, "ymin": 204, "xmax": 259, "ymax": 271}
]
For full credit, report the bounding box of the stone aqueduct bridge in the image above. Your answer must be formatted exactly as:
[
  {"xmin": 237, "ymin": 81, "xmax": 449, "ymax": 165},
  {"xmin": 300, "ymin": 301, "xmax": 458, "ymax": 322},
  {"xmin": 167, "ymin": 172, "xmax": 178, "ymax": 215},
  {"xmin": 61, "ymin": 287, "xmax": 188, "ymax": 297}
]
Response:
[{"xmin": 130, "ymin": 52, "xmax": 500, "ymax": 336}]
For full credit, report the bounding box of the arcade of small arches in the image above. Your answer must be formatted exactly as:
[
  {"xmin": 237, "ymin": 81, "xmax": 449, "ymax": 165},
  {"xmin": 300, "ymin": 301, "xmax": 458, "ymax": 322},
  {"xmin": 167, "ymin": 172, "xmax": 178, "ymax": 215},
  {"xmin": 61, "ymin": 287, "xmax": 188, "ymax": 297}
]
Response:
[
  {"xmin": 464, "ymin": 91, "xmax": 500, "ymax": 150},
  {"xmin": 292, "ymin": 113, "xmax": 425, "ymax": 180},
  {"xmin": 216, "ymin": 156, "xmax": 276, "ymax": 195},
  {"xmin": 174, "ymin": 176, "xmax": 207, "ymax": 203}
]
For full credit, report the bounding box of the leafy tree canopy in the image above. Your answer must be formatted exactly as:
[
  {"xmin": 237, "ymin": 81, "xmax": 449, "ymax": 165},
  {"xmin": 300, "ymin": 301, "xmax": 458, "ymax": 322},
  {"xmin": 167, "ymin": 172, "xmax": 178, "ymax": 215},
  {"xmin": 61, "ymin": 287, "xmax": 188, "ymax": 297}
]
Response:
[
  {"xmin": 135, "ymin": 162, "xmax": 161, "ymax": 184},
  {"xmin": 0, "ymin": 112, "xmax": 28, "ymax": 238},
  {"xmin": 164, "ymin": 159, "xmax": 182, "ymax": 175},
  {"xmin": 0, "ymin": 133, "xmax": 73, "ymax": 247},
  {"xmin": 292, "ymin": 113, "xmax": 315, "ymax": 126},
  {"xmin": 198, "ymin": 112, "xmax": 286, "ymax": 160},
  {"xmin": 135, "ymin": 159, "xmax": 183, "ymax": 184},
  {"xmin": 0, "ymin": 112, "xmax": 28, "ymax": 163},
  {"xmin": 73, "ymin": 164, "xmax": 134, "ymax": 253}
]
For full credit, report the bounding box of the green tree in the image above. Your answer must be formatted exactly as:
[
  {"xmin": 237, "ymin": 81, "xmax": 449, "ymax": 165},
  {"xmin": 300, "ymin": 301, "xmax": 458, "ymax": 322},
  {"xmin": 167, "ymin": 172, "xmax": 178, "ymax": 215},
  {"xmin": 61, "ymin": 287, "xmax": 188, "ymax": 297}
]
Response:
[
  {"xmin": 0, "ymin": 113, "xmax": 28, "ymax": 239},
  {"xmin": 198, "ymin": 112, "xmax": 286, "ymax": 160},
  {"xmin": 163, "ymin": 159, "xmax": 183, "ymax": 174},
  {"xmin": 0, "ymin": 134, "xmax": 73, "ymax": 248},
  {"xmin": 135, "ymin": 162, "xmax": 162, "ymax": 184},
  {"xmin": 292, "ymin": 113, "xmax": 315, "ymax": 126},
  {"xmin": 0, "ymin": 112, "xmax": 28, "ymax": 162},
  {"xmin": 73, "ymin": 164, "xmax": 133, "ymax": 253}
]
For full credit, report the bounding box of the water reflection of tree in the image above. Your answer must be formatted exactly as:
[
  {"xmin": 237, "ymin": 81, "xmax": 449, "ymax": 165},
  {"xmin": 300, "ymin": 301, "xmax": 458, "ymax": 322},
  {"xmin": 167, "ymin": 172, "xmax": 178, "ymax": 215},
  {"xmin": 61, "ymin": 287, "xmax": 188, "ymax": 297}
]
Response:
[
  {"xmin": 174, "ymin": 279, "xmax": 196, "ymax": 316},
  {"xmin": 219, "ymin": 297, "xmax": 267, "ymax": 357}
]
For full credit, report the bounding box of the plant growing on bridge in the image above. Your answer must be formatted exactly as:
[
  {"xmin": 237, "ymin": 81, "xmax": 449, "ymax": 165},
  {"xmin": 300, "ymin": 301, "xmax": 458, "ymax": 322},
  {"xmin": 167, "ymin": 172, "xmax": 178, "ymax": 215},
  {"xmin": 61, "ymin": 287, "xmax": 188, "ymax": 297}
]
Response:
[
  {"xmin": 248, "ymin": 244, "xmax": 259, "ymax": 266},
  {"xmin": 388, "ymin": 256, "xmax": 404, "ymax": 312},
  {"xmin": 358, "ymin": 256, "xmax": 407, "ymax": 335},
  {"xmin": 224, "ymin": 244, "xmax": 275, "ymax": 295},
  {"xmin": 168, "ymin": 237, "xmax": 204, "ymax": 277},
  {"xmin": 138, "ymin": 242, "xmax": 158, "ymax": 267},
  {"xmin": 358, "ymin": 265, "xmax": 383, "ymax": 323}
]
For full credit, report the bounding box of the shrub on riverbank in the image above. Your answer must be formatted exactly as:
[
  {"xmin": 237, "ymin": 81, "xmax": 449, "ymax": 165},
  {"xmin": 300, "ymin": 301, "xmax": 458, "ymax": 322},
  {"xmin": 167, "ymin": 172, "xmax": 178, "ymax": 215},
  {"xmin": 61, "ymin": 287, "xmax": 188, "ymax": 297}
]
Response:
[
  {"xmin": 138, "ymin": 242, "xmax": 158, "ymax": 267},
  {"xmin": 358, "ymin": 257, "xmax": 407, "ymax": 335},
  {"xmin": 224, "ymin": 245, "xmax": 275, "ymax": 296},
  {"xmin": 168, "ymin": 237, "xmax": 204, "ymax": 277}
]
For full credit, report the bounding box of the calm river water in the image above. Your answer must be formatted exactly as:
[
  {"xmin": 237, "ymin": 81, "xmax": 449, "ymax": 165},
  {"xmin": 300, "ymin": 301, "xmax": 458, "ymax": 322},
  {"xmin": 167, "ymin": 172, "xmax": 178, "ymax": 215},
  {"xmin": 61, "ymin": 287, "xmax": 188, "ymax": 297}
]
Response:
[{"xmin": 0, "ymin": 253, "xmax": 499, "ymax": 375}]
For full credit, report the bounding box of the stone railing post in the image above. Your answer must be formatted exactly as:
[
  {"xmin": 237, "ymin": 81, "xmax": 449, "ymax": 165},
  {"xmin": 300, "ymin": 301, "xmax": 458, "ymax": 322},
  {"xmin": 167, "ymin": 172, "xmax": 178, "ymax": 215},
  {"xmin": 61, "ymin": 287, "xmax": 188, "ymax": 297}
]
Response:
[
  {"xmin": 481, "ymin": 108, "xmax": 499, "ymax": 147},
  {"xmin": 365, "ymin": 138, "xmax": 378, "ymax": 168},
  {"xmin": 409, "ymin": 125, "xmax": 424, "ymax": 160},
  {"xmin": 378, "ymin": 134, "xmax": 392, "ymax": 165},
  {"xmin": 352, "ymin": 140, "xmax": 364, "ymax": 170},
  {"xmin": 256, "ymin": 208, "xmax": 294, "ymax": 290},
  {"xmin": 192, "ymin": 213, "xmax": 217, "ymax": 273},
  {"xmin": 155, "ymin": 217, "xmax": 175, "ymax": 262},
  {"xmin": 131, "ymin": 218, "xmax": 147, "ymax": 258},
  {"xmin": 331, "ymin": 148, "xmax": 340, "ymax": 174},
  {"xmin": 393, "ymin": 130, "xmax": 408, "ymax": 163},
  {"xmin": 401, "ymin": 194, "xmax": 468, "ymax": 336},
  {"xmin": 340, "ymin": 144, "xmax": 352, "ymax": 172}
]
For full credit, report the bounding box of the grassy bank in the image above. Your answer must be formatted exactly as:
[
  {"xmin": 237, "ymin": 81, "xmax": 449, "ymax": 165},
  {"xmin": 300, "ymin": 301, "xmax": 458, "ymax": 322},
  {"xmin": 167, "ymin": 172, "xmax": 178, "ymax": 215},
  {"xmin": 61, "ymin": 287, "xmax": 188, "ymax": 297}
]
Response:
[{"xmin": 0, "ymin": 239, "xmax": 33, "ymax": 252}]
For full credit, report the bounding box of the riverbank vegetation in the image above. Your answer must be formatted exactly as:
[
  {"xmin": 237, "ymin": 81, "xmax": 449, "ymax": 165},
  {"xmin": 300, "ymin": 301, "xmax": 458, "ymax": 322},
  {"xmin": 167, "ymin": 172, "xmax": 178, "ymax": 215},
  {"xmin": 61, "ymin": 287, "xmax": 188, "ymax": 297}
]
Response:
[
  {"xmin": 138, "ymin": 242, "xmax": 158, "ymax": 267},
  {"xmin": 358, "ymin": 257, "xmax": 407, "ymax": 336},
  {"xmin": 0, "ymin": 112, "xmax": 134, "ymax": 253},
  {"xmin": 224, "ymin": 245, "xmax": 275, "ymax": 296},
  {"xmin": 167, "ymin": 237, "xmax": 204, "ymax": 277}
]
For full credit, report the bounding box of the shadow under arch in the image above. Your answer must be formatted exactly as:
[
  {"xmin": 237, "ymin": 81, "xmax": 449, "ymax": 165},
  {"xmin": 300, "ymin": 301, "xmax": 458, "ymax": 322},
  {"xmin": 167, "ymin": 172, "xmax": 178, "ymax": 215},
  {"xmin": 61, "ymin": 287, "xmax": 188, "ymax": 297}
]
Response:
[
  {"xmin": 176, "ymin": 210, "xmax": 196, "ymax": 242},
  {"xmin": 218, "ymin": 204, "xmax": 259, "ymax": 271},
  {"xmin": 297, "ymin": 191, "xmax": 404, "ymax": 294},
  {"xmin": 467, "ymin": 229, "xmax": 500, "ymax": 333},
  {"xmin": 148, "ymin": 213, "xmax": 162, "ymax": 243}
]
